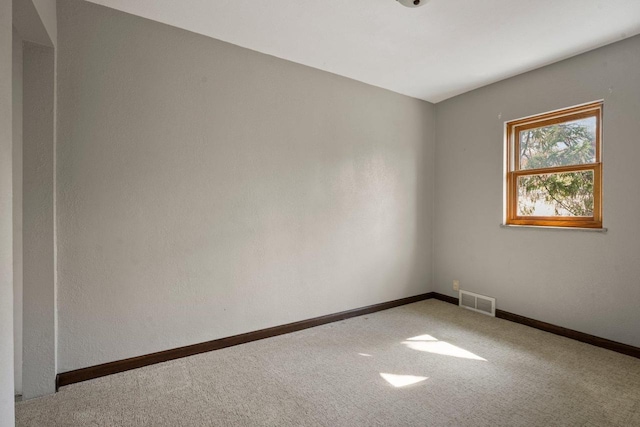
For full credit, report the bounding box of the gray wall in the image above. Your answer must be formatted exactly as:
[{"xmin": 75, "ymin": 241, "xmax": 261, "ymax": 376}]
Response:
[
  {"xmin": 56, "ymin": 0, "xmax": 435, "ymax": 372},
  {"xmin": 13, "ymin": 0, "xmax": 57, "ymax": 401},
  {"xmin": 22, "ymin": 42, "xmax": 56, "ymax": 398},
  {"xmin": 12, "ymin": 0, "xmax": 56, "ymax": 48},
  {"xmin": 0, "ymin": 0, "xmax": 15, "ymax": 424},
  {"xmin": 12, "ymin": 26, "xmax": 23, "ymax": 397},
  {"xmin": 30, "ymin": 0, "xmax": 56, "ymax": 46},
  {"xmin": 434, "ymin": 35, "xmax": 640, "ymax": 347}
]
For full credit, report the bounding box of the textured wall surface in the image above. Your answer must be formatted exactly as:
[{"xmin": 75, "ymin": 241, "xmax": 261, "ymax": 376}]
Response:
[
  {"xmin": 13, "ymin": 27, "xmax": 24, "ymax": 397},
  {"xmin": 56, "ymin": 0, "xmax": 435, "ymax": 372},
  {"xmin": 434, "ymin": 35, "xmax": 640, "ymax": 347},
  {"xmin": 22, "ymin": 42, "xmax": 56, "ymax": 398},
  {"xmin": 31, "ymin": 0, "xmax": 56, "ymax": 46},
  {"xmin": 0, "ymin": 0, "xmax": 15, "ymax": 423}
]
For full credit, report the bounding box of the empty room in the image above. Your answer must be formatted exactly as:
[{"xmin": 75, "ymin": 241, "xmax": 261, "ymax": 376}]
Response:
[{"xmin": 2, "ymin": 0, "xmax": 640, "ymax": 426}]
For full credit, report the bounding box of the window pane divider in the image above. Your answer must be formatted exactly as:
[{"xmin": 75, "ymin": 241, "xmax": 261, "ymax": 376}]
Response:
[{"xmin": 512, "ymin": 163, "xmax": 600, "ymax": 177}]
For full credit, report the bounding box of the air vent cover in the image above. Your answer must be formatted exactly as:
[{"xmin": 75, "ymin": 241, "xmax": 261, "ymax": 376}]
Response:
[{"xmin": 459, "ymin": 290, "xmax": 496, "ymax": 316}]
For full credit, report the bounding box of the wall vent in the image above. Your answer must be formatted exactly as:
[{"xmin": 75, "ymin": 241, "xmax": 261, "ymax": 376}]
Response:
[{"xmin": 459, "ymin": 290, "xmax": 496, "ymax": 317}]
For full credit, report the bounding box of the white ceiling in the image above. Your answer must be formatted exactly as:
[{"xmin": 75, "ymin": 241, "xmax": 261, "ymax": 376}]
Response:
[{"xmin": 85, "ymin": 0, "xmax": 640, "ymax": 103}]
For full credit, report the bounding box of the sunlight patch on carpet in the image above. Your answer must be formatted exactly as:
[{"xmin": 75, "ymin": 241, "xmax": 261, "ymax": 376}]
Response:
[
  {"xmin": 405, "ymin": 334, "xmax": 438, "ymax": 341},
  {"xmin": 379, "ymin": 373, "xmax": 428, "ymax": 388},
  {"xmin": 402, "ymin": 335, "xmax": 486, "ymax": 361}
]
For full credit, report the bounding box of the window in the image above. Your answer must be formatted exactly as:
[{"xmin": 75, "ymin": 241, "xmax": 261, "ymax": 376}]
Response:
[{"xmin": 506, "ymin": 102, "xmax": 602, "ymax": 228}]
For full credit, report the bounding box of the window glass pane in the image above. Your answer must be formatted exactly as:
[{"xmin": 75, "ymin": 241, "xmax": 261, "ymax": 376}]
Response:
[
  {"xmin": 519, "ymin": 117, "xmax": 596, "ymax": 170},
  {"xmin": 517, "ymin": 170, "xmax": 594, "ymax": 217}
]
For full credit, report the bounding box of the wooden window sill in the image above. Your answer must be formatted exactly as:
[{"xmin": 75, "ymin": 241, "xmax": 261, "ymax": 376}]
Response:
[{"xmin": 500, "ymin": 224, "xmax": 607, "ymax": 232}]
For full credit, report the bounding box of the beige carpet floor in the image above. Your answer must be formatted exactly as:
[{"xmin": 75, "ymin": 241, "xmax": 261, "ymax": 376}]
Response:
[{"xmin": 15, "ymin": 300, "xmax": 640, "ymax": 426}]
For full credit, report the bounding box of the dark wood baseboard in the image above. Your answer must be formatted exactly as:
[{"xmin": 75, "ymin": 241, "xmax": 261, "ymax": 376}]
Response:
[
  {"xmin": 430, "ymin": 292, "xmax": 459, "ymax": 305},
  {"xmin": 495, "ymin": 310, "xmax": 640, "ymax": 359},
  {"xmin": 56, "ymin": 292, "xmax": 433, "ymax": 390},
  {"xmin": 431, "ymin": 292, "xmax": 640, "ymax": 360},
  {"xmin": 56, "ymin": 291, "xmax": 639, "ymax": 390}
]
